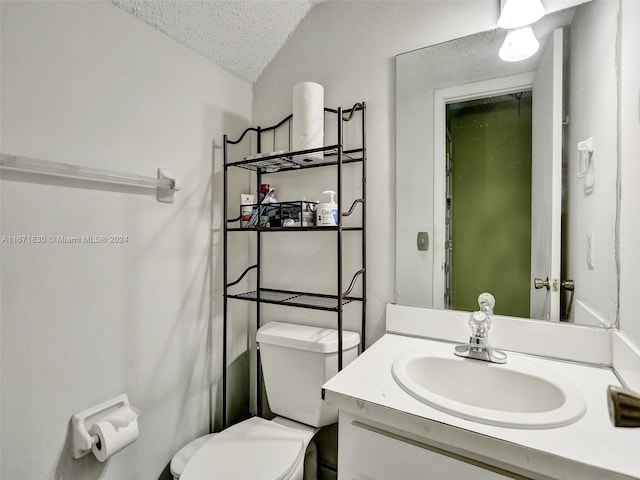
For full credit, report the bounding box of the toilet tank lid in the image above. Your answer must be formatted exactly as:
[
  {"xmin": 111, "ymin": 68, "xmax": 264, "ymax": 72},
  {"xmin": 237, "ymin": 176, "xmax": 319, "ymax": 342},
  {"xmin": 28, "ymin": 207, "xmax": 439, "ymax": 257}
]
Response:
[{"xmin": 257, "ymin": 322, "xmax": 360, "ymax": 353}]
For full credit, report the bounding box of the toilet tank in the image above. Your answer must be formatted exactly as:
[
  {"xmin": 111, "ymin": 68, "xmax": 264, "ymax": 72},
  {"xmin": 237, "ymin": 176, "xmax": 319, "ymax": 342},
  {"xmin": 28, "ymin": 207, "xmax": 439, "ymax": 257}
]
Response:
[{"xmin": 256, "ymin": 322, "xmax": 360, "ymax": 427}]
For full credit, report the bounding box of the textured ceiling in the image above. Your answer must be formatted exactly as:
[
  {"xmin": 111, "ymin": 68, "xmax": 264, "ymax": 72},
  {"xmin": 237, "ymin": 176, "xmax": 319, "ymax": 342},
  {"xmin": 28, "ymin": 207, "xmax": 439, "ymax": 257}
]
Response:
[
  {"xmin": 397, "ymin": 6, "xmax": 576, "ymax": 91},
  {"xmin": 111, "ymin": 0, "xmax": 322, "ymax": 84}
]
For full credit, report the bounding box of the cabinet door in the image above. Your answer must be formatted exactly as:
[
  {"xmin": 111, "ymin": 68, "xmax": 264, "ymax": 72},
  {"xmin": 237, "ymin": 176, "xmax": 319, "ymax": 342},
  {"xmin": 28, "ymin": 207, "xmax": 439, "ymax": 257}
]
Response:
[{"xmin": 339, "ymin": 415, "xmax": 516, "ymax": 480}]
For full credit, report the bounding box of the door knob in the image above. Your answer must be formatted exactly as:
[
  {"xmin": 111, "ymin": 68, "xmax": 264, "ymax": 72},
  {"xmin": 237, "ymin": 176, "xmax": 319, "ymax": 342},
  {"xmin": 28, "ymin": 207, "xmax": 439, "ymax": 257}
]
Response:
[
  {"xmin": 561, "ymin": 279, "xmax": 575, "ymax": 291},
  {"xmin": 534, "ymin": 277, "xmax": 550, "ymax": 290}
]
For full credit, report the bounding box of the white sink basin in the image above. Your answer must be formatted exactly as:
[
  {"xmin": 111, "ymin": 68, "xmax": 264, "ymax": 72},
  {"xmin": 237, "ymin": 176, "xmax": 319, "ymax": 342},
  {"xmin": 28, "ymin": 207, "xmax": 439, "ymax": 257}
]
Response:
[{"xmin": 391, "ymin": 345, "xmax": 587, "ymax": 429}]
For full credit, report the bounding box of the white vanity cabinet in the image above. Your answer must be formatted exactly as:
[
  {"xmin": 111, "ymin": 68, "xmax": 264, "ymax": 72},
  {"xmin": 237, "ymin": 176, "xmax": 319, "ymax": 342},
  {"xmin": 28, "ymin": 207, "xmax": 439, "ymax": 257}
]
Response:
[
  {"xmin": 338, "ymin": 412, "xmax": 515, "ymax": 480},
  {"xmin": 323, "ymin": 332, "xmax": 640, "ymax": 480}
]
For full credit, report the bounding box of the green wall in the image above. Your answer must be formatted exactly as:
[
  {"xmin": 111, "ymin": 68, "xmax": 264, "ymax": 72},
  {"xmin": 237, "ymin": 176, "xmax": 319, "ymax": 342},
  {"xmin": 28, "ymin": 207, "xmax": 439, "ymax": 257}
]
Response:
[{"xmin": 447, "ymin": 95, "xmax": 532, "ymax": 317}]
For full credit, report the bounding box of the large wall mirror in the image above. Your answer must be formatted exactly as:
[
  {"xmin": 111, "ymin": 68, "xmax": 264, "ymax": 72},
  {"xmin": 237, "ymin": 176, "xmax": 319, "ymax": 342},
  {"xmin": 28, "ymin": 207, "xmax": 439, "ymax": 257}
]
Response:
[{"xmin": 395, "ymin": 0, "xmax": 619, "ymax": 328}]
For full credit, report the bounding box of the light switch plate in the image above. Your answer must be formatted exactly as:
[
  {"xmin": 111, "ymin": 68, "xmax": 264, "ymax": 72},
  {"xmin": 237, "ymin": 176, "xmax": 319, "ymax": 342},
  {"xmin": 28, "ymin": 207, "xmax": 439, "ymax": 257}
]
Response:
[{"xmin": 417, "ymin": 232, "xmax": 429, "ymax": 251}]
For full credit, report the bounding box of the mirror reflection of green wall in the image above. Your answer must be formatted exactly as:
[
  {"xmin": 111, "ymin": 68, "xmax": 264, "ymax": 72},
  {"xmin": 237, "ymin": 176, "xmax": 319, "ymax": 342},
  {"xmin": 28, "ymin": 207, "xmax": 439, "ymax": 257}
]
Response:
[{"xmin": 447, "ymin": 93, "xmax": 532, "ymax": 317}]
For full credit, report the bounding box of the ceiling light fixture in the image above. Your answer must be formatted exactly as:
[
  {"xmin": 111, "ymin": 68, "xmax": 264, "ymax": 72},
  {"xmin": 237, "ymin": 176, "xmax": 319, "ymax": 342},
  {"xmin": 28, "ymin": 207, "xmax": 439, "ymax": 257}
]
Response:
[
  {"xmin": 499, "ymin": 26, "xmax": 540, "ymax": 62},
  {"xmin": 497, "ymin": 0, "xmax": 546, "ymax": 29}
]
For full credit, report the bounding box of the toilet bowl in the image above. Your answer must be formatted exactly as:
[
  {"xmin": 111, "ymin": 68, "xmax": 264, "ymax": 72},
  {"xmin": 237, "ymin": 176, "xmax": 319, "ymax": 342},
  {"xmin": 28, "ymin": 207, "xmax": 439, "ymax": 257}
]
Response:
[
  {"xmin": 170, "ymin": 433, "xmax": 217, "ymax": 480},
  {"xmin": 181, "ymin": 417, "xmax": 317, "ymax": 480},
  {"xmin": 174, "ymin": 322, "xmax": 360, "ymax": 480}
]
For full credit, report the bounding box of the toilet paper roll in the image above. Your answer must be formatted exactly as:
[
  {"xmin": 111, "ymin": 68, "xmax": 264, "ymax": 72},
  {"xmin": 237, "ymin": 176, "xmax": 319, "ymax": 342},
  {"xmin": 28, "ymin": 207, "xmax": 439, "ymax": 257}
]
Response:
[
  {"xmin": 292, "ymin": 82, "xmax": 324, "ymax": 157},
  {"xmin": 89, "ymin": 405, "xmax": 139, "ymax": 462}
]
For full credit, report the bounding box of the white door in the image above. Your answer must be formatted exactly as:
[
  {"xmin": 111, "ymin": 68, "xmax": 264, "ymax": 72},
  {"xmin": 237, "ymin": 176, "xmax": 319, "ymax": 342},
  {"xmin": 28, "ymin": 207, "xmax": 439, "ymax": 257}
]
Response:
[{"xmin": 530, "ymin": 28, "xmax": 563, "ymax": 321}]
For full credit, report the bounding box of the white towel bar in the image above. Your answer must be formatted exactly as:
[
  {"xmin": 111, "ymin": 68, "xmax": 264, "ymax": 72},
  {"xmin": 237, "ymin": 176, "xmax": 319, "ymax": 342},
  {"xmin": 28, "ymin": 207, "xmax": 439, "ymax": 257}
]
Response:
[{"xmin": 0, "ymin": 153, "xmax": 180, "ymax": 203}]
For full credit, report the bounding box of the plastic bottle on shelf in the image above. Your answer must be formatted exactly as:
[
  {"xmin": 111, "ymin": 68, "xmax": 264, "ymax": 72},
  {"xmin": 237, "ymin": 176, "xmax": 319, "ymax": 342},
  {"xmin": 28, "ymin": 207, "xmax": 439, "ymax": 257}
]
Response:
[
  {"xmin": 317, "ymin": 190, "xmax": 338, "ymax": 226},
  {"xmin": 259, "ymin": 184, "xmax": 270, "ymax": 202}
]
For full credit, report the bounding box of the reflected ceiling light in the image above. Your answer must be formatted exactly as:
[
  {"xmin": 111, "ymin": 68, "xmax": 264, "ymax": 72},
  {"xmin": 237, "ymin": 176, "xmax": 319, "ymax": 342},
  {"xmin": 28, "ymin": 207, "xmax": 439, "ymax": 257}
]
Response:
[
  {"xmin": 497, "ymin": 0, "xmax": 545, "ymax": 29},
  {"xmin": 499, "ymin": 26, "xmax": 540, "ymax": 62}
]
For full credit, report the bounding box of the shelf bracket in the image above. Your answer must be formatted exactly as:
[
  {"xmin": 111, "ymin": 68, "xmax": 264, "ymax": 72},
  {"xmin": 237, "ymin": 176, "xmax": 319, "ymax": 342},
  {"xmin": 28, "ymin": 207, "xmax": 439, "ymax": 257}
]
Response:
[
  {"xmin": 227, "ymin": 264, "xmax": 258, "ymax": 288},
  {"xmin": 343, "ymin": 269, "xmax": 365, "ymax": 297},
  {"xmin": 342, "ymin": 198, "xmax": 365, "ymax": 217},
  {"xmin": 342, "ymin": 102, "xmax": 365, "ymax": 122}
]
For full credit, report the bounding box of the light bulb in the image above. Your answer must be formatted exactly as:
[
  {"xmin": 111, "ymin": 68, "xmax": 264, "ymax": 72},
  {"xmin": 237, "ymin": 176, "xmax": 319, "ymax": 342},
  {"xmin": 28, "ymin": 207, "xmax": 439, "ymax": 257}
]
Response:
[
  {"xmin": 499, "ymin": 26, "xmax": 540, "ymax": 62},
  {"xmin": 497, "ymin": 0, "xmax": 545, "ymax": 29}
]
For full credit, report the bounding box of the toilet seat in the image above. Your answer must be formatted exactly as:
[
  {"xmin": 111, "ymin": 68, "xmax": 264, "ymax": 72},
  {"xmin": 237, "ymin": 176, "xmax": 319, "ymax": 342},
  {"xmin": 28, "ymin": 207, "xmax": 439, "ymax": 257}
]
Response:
[{"xmin": 180, "ymin": 417, "xmax": 307, "ymax": 480}]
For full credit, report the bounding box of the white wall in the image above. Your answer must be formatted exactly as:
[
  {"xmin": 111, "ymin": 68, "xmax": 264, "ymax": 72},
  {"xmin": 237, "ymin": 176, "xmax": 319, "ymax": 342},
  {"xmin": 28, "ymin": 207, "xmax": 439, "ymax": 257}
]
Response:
[
  {"xmin": 619, "ymin": 0, "xmax": 640, "ymax": 345},
  {"xmin": 253, "ymin": 0, "xmax": 501, "ymax": 345},
  {"xmin": 566, "ymin": 0, "xmax": 619, "ymax": 327},
  {"xmin": 252, "ymin": 0, "xmax": 597, "ymax": 344},
  {"xmin": 0, "ymin": 2, "xmax": 251, "ymax": 479}
]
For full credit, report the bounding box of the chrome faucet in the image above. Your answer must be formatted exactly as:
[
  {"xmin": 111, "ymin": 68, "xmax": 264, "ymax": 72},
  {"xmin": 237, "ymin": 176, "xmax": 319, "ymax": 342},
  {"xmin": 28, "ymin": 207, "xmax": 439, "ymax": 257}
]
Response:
[{"xmin": 454, "ymin": 292, "xmax": 507, "ymax": 364}]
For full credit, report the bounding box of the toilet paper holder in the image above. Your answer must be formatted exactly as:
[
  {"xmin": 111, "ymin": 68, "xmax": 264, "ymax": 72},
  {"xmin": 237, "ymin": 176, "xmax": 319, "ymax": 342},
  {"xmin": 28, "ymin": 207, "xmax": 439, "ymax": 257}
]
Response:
[{"xmin": 71, "ymin": 393, "xmax": 138, "ymax": 459}]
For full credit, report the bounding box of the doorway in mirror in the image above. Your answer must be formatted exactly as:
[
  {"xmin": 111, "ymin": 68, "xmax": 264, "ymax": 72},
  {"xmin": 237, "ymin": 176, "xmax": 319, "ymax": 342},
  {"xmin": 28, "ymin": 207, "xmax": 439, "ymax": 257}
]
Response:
[{"xmin": 445, "ymin": 93, "xmax": 533, "ymax": 318}]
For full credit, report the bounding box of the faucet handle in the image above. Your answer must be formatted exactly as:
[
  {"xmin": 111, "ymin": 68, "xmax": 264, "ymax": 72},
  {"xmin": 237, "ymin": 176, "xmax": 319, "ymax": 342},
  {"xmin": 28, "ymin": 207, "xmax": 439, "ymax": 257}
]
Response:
[
  {"xmin": 469, "ymin": 310, "xmax": 490, "ymax": 338},
  {"xmin": 478, "ymin": 292, "xmax": 495, "ymax": 314}
]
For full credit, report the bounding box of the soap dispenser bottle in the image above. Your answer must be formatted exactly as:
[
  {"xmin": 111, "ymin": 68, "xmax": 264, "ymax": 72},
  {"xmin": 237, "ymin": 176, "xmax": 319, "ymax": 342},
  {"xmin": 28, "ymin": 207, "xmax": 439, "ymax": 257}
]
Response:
[{"xmin": 317, "ymin": 190, "xmax": 338, "ymax": 226}]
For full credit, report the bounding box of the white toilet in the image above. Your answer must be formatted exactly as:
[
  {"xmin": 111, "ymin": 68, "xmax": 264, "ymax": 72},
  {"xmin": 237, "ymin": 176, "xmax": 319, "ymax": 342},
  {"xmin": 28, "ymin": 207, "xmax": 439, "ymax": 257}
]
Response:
[{"xmin": 175, "ymin": 321, "xmax": 360, "ymax": 480}]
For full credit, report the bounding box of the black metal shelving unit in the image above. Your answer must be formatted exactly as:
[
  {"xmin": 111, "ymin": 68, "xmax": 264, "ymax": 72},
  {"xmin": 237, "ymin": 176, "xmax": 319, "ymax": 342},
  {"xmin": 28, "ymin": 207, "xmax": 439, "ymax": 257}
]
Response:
[{"xmin": 222, "ymin": 102, "xmax": 367, "ymax": 428}]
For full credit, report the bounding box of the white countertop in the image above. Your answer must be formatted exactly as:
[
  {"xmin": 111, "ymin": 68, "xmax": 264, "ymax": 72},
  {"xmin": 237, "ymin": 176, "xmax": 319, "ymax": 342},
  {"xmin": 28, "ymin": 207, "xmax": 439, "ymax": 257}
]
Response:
[{"xmin": 323, "ymin": 333, "xmax": 640, "ymax": 480}]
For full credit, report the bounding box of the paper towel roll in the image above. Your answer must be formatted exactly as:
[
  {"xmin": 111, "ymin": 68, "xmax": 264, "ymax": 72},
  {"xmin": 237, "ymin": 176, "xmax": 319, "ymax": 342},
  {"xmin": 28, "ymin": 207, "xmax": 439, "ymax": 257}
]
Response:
[
  {"xmin": 90, "ymin": 405, "xmax": 139, "ymax": 462},
  {"xmin": 292, "ymin": 82, "xmax": 324, "ymax": 157}
]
